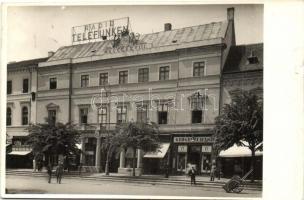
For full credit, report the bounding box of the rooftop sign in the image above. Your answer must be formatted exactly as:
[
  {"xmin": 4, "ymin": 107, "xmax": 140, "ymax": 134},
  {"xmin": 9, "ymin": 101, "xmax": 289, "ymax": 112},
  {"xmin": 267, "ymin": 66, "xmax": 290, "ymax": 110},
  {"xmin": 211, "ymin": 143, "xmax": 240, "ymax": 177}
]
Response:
[{"xmin": 72, "ymin": 17, "xmax": 129, "ymax": 44}]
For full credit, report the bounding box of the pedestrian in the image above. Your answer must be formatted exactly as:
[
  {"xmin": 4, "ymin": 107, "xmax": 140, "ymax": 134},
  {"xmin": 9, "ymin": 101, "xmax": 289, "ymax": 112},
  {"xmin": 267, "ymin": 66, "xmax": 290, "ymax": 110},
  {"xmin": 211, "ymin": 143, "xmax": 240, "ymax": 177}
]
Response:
[
  {"xmin": 78, "ymin": 162, "xmax": 83, "ymax": 176},
  {"xmin": 210, "ymin": 162, "xmax": 216, "ymax": 181},
  {"xmin": 56, "ymin": 163, "xmax": 64, "ymax": 184},
  {"xmin": 188, "ymin": 166, "xmax": 196, "ymax": 185},
  {"xmin": 32, "ymin": 159, "xmax": 37, "ymax": 172},
  {"xmin": 46, "ymin": 164, "xmax": 52, "ymax": 183}
]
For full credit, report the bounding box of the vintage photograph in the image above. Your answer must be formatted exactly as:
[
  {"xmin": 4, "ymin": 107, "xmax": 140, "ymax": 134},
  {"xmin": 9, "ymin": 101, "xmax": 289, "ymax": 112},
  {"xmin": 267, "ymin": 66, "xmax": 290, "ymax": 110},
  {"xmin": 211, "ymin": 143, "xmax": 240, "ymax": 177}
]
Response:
[{"xmin": 4, "ymin": 4, "xmax": 263, "ymax": 198}]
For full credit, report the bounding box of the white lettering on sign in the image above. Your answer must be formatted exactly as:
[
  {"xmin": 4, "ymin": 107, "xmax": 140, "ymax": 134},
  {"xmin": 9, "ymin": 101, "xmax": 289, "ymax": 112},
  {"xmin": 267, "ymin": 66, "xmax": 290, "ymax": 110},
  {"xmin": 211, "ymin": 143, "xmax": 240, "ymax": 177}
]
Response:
[
  {"xmin": 72, "ymin": 17, "xmax": 129, "ymax": 44},
  {"xmin": 178, "ymin": 145, "xmax": 187, "ymax": 153},
  {"xmin": 173, "ymin": 136, "xmax": 213, "ymax": 143},
  {"xmin": 201, "ymin": 145, "xmax": 212, "ymax": 153}
]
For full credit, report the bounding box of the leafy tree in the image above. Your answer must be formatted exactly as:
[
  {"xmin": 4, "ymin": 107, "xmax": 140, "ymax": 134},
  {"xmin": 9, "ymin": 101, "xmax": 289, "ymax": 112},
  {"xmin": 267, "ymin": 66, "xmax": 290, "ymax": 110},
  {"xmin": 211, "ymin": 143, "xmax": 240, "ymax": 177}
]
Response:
[
  {"xmin": 27, "ymin": 122, "xmax": 81, "ymax": 166},
  {"xmin": 113, "ymin": 122, "xmax": 160, "ymax": 176},
  {"xmin": 213, "ymin": 90, "xmax": 263, "ymax": 182}
]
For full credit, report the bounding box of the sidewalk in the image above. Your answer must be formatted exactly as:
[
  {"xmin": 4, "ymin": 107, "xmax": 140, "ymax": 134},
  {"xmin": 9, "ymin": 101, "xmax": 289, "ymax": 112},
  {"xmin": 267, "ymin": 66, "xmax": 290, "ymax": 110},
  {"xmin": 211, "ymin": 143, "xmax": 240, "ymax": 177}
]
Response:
[{"xmin": 7, "ymin": 168, "xmax": 262, "ymax": 185}]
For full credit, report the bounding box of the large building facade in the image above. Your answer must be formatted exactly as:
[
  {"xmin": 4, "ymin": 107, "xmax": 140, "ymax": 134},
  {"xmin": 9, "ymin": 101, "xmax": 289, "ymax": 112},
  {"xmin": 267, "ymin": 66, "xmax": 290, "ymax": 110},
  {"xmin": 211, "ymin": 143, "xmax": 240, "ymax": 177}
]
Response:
[{"xmin": 6, "ymin": 8, "xmax": 262, "ymax": 176}]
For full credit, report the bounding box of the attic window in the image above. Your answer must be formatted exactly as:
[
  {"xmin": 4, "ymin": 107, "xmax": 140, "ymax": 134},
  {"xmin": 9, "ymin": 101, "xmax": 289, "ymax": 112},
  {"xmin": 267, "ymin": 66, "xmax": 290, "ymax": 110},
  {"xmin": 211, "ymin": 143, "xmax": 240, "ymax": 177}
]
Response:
[
  {"xmin": 247, "ymin": 50, "xmax": 259, "ymax": 64},
  {"xmin": 91, "ymin": 50, "xmax": 96, "ymax": 53},
  {"xmin": 172, "ymin": 40, "xmax": 177, "ymax": 43}
]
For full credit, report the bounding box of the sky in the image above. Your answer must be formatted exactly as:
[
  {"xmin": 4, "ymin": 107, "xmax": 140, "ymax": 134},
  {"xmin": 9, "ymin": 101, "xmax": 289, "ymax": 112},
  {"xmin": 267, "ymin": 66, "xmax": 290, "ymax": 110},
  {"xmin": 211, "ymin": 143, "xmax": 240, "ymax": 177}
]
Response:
[{"xmin": 6, "ymin": 4, "xmax": 263, "ymax": 62}]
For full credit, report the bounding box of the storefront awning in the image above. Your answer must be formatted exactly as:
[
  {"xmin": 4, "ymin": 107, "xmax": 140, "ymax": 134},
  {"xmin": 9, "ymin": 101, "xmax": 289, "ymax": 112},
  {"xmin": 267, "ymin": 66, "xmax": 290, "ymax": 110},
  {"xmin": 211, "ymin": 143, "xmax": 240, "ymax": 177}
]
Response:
[
  {"xmin": 219, "ymin": 143, "xmax": 262, "ymax": 158},
  {"xmin": 144, "ymin": 143, "xmax": 170, "ymax": 158},
  {"xmin": 8, "ymin": 151, "xmax": 32, "ymax": 156}
]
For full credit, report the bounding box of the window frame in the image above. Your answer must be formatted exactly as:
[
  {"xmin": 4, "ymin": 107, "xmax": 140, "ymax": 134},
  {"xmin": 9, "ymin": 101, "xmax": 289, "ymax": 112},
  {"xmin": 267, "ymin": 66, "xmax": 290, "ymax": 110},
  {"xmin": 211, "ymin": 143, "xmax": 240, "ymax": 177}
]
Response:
[
  {"xmin": 116, "ymin": 105, "xmax": 127, "ymax": 124},
  {"xmin": 98, "ymin": 106, "xmax": 108, "ymax": 125},
  {"xmin": 81, "ymin": 74, "xmax": 90, "ymax": 88},
  {"xmin": 157, "ymin": 102, "xmax": 169, "ymax": 124},
  {"xmin": 138, "ymin": 67, "xmax": 149, "ymax": 83},
  {"xmin": 159, "ymin": 65, "xmax": 170, "ymax": 81},
  {"xmin": 119, "ymin": 70, "xmax": 128, "ymax": 84},
  {"xmin": 7, "ymin": 107, "xmax": 12, "ymax": 126},
  {"xmin": 21, "ymin": 106, "xmax": 29, "ymax": 125},
  {"xmin": 22, "ymin": 78, "xmax": 29, "ymax": 93},
  {"xmin": 7, "ymin": 80, "xmax": 12, "ymax": 94},
  {"xmin": 192, "ymin": 60, "xmax": 206, "ymax": 77},
  {"xmin": 136, "ymin": 103, "xmax": 148, "ymax": 123},
  {"xmin": 79, "ymin": 107, "xmax": 89, "ymax": 124},
  {"xmin": 49, "ymin": 77, "xmax": 57, "ymax": 90},
  {"xmin": 99, "ymin": 72, "xmax": 109, "ymax": 86},
  {"xmin": 48, "ymin": 109, "xmax": 57, "ymax": 124}
]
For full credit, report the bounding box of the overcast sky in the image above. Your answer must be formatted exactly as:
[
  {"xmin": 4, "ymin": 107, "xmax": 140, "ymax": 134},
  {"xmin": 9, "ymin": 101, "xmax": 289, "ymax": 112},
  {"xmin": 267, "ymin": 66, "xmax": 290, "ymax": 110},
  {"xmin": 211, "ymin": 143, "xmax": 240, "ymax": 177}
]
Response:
[{"xmin": 7, "ymin": 4, "xmax": 263, "ymax": 62}]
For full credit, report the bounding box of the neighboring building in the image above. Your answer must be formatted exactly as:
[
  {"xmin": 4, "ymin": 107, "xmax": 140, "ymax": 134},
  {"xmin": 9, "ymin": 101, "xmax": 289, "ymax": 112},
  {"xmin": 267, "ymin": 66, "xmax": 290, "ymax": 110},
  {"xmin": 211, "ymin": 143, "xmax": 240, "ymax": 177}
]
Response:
[
  {"xmin": 6, "ymin": 57, "xmax": 48, "ymax": 168},
  {"xmin": 36, "ymin": 7, "xmax": 236, "ymax": 175},
  {"xmin": 220, "ymin": 43, "xmax": 263, "ymax": 179}
]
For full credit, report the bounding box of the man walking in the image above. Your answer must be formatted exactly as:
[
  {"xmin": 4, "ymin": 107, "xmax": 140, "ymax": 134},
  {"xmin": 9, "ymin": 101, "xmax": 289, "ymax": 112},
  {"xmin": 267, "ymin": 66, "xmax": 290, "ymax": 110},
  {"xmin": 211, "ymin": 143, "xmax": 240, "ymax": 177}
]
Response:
[
  {"xmin": 188, "ymin": 166, "xmax": 196, "ymax": 185},
  {"xmin": 46, "ymin": 164, "xmax": 52, "ymax": 183},
  {"xmin": 210, "ymin": 162, "xmax": 216, "ymax": 181},
  {"xmin": 56, "ymin": 163, "xmax": 64, "ymax": 184}
]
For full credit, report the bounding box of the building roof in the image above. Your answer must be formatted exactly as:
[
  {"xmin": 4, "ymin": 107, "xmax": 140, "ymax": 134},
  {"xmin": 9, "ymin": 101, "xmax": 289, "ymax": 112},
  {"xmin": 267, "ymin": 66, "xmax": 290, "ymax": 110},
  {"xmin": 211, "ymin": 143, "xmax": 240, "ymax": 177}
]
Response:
[
  {"xmin": 46, "ymin": 21, "xmax": 228, "ymax": 63},
  {"xmin": 7, "ymin": 57, "xmax": 48, "ymax": 68},
  {"xmin": 223, "ymin": 43, "xmax": 263, "ymax": 73}
]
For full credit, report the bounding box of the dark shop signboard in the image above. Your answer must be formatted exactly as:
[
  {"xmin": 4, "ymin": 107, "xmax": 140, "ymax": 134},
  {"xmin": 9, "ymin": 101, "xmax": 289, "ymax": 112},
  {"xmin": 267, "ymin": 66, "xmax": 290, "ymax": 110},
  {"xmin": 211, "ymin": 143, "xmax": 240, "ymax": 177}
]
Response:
[{"xmin": 72, "ymin": 17, "xmax": 129, "ymax": 44}]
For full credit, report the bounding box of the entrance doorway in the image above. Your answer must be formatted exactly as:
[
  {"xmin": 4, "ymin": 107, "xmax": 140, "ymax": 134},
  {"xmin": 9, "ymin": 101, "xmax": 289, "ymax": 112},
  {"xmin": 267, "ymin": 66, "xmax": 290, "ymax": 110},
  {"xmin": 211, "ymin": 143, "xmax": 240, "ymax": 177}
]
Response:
[{"xmin": 187, "ymin": 145, "xmax": 201, "ymax": 172}]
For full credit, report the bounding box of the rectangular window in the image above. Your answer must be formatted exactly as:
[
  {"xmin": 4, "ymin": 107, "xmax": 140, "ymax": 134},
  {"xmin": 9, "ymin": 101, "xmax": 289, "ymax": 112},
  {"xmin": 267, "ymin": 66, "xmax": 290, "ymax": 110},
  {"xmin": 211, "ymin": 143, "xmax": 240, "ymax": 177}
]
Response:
[
  {"xmin": 117, "ymin": 105, "xmax": 127, "ymax": 124},
  {"xmin": 191, "ymin": 95, "xmax": 204, "ymax": 124},
  {"xmin": 192, "ymin": 110, "xmax": 202, "ymax": 123},
  {"xmin": 119, "ymin": 71, "xmax": 128, "ymax": 84},
  {"xmin": 157, "ymin": 103, "xmax": 168, "ymax": 124},
  {"xmin": 48, "ymin": 110, "xmax": 56, "ymax": 124},
  {"xmin": 159, "ymin": 66, "xmax": 169, "ymax": 80},
  {"xmin": 193, "ymin": 61, "xmax": 205, "ymax": 77},
  {"xmin": 136, "ymin": 104, "xmax": 148, "ymax": 123},
  {"xmin": 22, "ymin": 79, "xmax": 29, "ymax": 93},
  {"xmin": 98, "ymin": 106, "xmax": 107, "ymax": 125},
  {"xmin": 81, "ymin": 75, "xmax": 89, "ymax": 88},
  {"xmin": 80, "ymin": 108, "xmax": 88, "ymax": 124},
  {"xmin": 138, "ymin": 68, "xmax": 149, "ymax": 83},
  {"xmin": 7, "ymin": 80, "xmax": 12, "ymax": 94},
  {"xmin": 49, "ymin": 78, "xmax": 57, "ymax": 90},
  {"xmin": 99, "ymin": 73, "xmax": 108, "ymax": 86}
]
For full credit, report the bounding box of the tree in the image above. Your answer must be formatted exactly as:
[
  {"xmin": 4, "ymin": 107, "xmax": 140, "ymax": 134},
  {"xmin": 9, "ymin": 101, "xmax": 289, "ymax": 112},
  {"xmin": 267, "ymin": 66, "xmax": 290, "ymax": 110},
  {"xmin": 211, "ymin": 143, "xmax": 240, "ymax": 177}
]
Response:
[
  {"xmin": 213, "ymin": 90, "xmax": 263, "ymax": 182},
  {"xmin": 113, "ymin": 122, "xmax": 160, "ymax": 176},
  {"xmin": 27, "ymin": 122, "xmax": 81, "ymax": 166}
]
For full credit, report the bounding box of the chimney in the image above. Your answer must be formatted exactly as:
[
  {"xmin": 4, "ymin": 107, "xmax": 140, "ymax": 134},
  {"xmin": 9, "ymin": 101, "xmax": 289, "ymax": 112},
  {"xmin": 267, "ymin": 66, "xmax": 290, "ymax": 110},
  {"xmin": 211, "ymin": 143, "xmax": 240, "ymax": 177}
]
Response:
[
  {"xmin": 48, "ymin": 51, "xmax": 55, "ymax": 57},
  {"xmin": 164, "ymin": 23, "xmax": 172, "ymax": 31},
  {"xmin": 227, "ymin": 7, "xmax": 235, "ymax": 21}
]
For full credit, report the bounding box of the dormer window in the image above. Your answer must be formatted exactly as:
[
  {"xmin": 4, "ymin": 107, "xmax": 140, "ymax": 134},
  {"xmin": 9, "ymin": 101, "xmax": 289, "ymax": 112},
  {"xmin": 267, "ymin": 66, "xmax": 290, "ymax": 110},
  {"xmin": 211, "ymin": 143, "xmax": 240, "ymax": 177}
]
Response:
[{"xmin": 247, "ymin": 50, "xmax": 259, "ymax": 64}]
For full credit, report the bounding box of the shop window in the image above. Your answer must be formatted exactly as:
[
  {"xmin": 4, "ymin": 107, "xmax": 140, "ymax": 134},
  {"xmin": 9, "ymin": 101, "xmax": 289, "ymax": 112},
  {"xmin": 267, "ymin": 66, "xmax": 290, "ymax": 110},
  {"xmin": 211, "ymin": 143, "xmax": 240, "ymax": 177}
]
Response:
[
  {"xmin": 193, "ymin": 61, "xmax": 205, "ymax": 77},
  {"xmin": 136, "ymin": 104, "xmax": 148, "ymax": 123},
  {"xmin": 117, "ymin": 105, "xmax": 127, "ymax": 124},
  {"xmin": 49, "ymin": 78, "xmax": 57, "ymax": 89},
  {"xmin": 48, "ymin": 109, "xmax": 56, "ymax": 124},
  {"xmin": 84, "ymin": 138, "xmax": 96, "ymax": 166},
  {"xmin": 157, "ymin": 103, "xmax": 168, "ymax": 124},
  {"xmin": 98, "ymin": 106, "xmax": 107, "ymax": 125},
  {"xmin": 80, "ymin": 108, "xmax": 88, "ymax": 124},
  {"xmin": 99, "ymin": 73, "xmax": 108, "ymax": 86},
  {"xmin": 119, "ymin": 71, "xmax": 128, "ymax": 84},
  {"xmin": 138, "ymin": 68, "xmax": 149, "ymax": 83},
  {"xmin": 7, "ymin": 80, "xmax": 12, "ymax": 94},
  {"xmin": 7, "ymin": 107, "xmax": 12, "ymax": 126},
  {"xmin": 159, "ymin": 66, "xmax": 169, "ymax": 80},
  {"xmin": 21, "ymin": 106, "xmax": 28, "ymax": 125},
  {"xmin": 81, "ymin": 75, "xmax": 89, "ymax": 88},
  {"xmin": 22, "ymin": 79, "xmax": 29, "ymax": 93}
]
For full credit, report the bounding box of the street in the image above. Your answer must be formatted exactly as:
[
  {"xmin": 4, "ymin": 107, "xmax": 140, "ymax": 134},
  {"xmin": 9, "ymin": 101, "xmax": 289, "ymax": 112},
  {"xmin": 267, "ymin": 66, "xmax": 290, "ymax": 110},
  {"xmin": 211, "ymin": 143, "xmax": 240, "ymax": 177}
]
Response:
[{"xmin": 5, "ymin": 175, "xmax": 261, "ymax": 198}]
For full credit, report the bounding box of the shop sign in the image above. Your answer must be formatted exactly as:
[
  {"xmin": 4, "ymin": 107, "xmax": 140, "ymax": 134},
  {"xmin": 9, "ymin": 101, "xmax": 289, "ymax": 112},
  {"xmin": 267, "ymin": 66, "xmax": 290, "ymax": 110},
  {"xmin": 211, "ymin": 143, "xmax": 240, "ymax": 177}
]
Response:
[
  {"xmin": 201, "ymin": 145, "xmax": 212, "ymax": 153},
  {"xmin": 178, "ymin": 145, "xmax": 187, "ymax": 153},
  {"xmin": 174, "ymin": 136, "xmax": 213, "ymax": 143},
  {"xmin": 72, "ymin": 17, "xmax": 129, "ymax": 44}
]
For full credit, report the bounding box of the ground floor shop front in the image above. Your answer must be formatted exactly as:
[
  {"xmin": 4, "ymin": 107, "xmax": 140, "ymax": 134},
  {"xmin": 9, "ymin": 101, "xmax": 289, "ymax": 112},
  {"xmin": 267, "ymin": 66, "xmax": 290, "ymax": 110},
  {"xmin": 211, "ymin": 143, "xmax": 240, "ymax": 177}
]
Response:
[{"xmin": 79, "ymin": 132, "xmax": 215, "ymax": 175}]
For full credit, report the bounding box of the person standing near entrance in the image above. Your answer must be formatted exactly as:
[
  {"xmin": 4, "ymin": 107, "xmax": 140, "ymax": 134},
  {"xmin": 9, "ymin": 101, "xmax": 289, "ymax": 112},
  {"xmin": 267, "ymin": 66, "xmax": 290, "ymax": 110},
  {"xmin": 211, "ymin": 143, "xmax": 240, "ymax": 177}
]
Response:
[
  {"xmin": 188, "ymin": 166, "xmax": 196, "ymax": 185},
  {"xmin": 210, "ymin": 162, "xmax": 216, "ymax": 181},
  {"xmin": 56, "ymin": 163, "xmax": 64, "ymax": 184}
]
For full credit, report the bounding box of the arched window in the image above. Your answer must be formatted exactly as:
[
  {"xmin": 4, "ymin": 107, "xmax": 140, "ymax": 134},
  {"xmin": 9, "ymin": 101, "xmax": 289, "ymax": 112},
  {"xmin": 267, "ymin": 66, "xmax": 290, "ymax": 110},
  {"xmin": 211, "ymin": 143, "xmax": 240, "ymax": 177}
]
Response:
[
  {"xmin": 22, "ymin": 107, "xmax": 28, "ymax": 125},
  {"xmin": 6, "ymin": 107, "xmax": 12, "ymax": 126}
]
